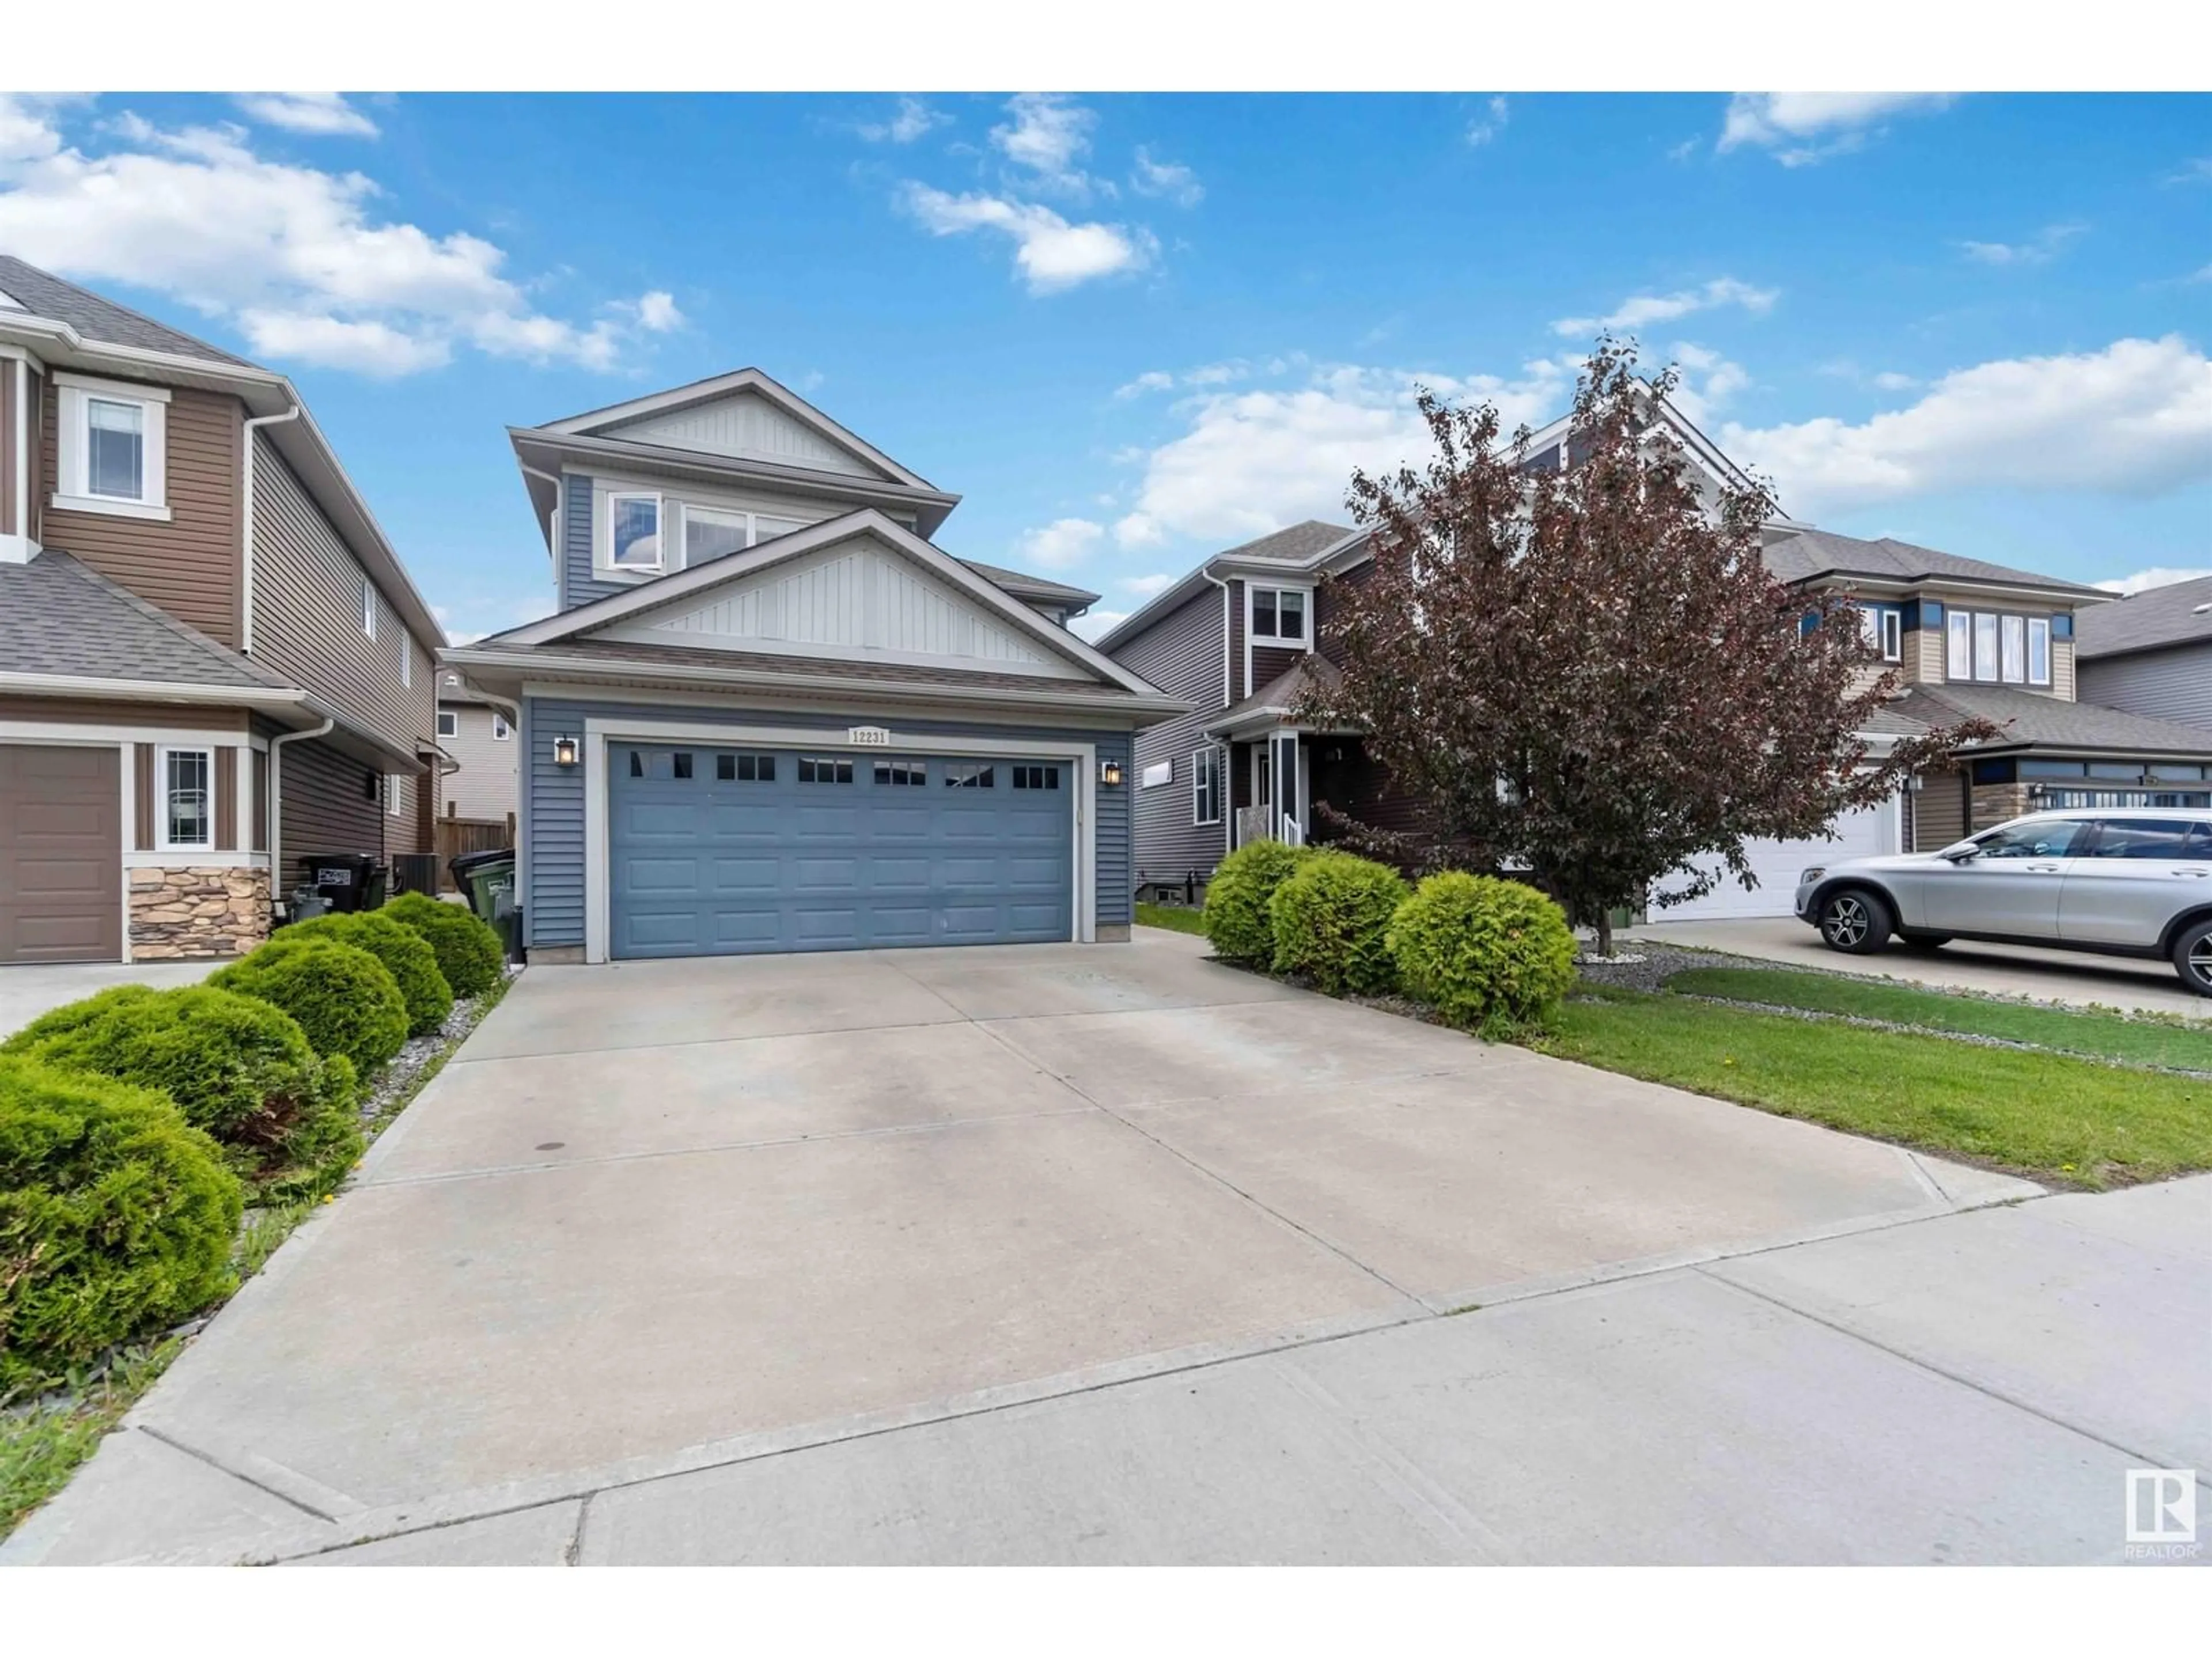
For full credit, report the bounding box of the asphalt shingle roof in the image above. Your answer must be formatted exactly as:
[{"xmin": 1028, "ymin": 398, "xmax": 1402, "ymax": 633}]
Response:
[
  {"xmin": 2073, "ymin": 574, "xmax": 2212, "ymax": 661},
  {"xmin": 1761, "ymin": 527, "xmax": 2111, "ymax": 599},
  {"xmin": 1218, "ymin": 520, "xmax": 1359, "ymax": 564},
  {"xmin": 0, "ymin": 255, "xmax": 253, "ymax": 368},
  {"xmin": 956, "ymin": 559, "xmax": 1101, "ymax": 606},
  {"xmin": 1888, "ymin": 682, "xmax": 2212, "ymax": 755},
  {"xmin": 0, "ymin": 550, "xmax": 291, "ymax": 689}
]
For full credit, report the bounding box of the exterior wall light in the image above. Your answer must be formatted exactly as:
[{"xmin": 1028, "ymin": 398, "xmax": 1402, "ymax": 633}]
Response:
[
  {"xmin": 1099, "ymin": 759, "xmax": 1124, "ymax": 786},
  {"xmin": 552, "ymin": 734, "xmax": 580, "ymax": 768}
]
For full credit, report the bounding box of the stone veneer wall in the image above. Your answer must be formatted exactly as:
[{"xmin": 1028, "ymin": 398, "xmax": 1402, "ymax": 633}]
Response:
[
  {"xmin": 1969, "ymin": 781, "xmax": 2035, "ymax": 835},
  {"xmin": 129, "ymin": 866, "xmax": 272, "ymax": 960}
]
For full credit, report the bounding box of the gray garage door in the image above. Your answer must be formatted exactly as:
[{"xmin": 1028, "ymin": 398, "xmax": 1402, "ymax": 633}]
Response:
[{"xmin": 609, "ymin": 743, "xmax": 1075, "ymax": 959}]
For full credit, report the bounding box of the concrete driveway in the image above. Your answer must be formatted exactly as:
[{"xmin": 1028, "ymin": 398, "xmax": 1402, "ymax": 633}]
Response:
[
  {"xmin": 0, "ymin": 959, "xmax": 222, "ymax": 1040},
  {"xmin": 9, "ymin": 931, "xmax": 2204, "ymax": 1566},
  {"xmin": 1627, "ymin": 917, "xmax": 2210, "ymax": 1020}
]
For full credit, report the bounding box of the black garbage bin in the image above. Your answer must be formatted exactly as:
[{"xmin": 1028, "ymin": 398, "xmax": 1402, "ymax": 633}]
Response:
[
  {"xmin": 300, "ymin": 853, "xmax": 382, "ymax": 913},
  {"xmin": 391, "ymin": 853, "xmax": 440, "ymax": 897}
]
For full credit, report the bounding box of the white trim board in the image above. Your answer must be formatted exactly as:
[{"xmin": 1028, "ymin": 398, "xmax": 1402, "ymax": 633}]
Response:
[{"xmin": 578, "ymin": 715, "xmax": 1097, "ymax": 965}]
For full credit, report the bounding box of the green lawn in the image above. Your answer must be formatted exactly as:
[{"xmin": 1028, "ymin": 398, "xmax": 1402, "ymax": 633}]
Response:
[
  {"xmin": 1536, "ymin": 986, "xmax": 2212, "ymax": 1188},
  {"xmin": 1136, "ymin": 901, "xmax": 1208, "ymax": 937},
  {"xmin": 0, "ymin": 1340, "xmax": 179, "ymax": 1539},
  {"xmin": 1666, "ymin": 966, "xmax": 2212, "ymax": 1073}
]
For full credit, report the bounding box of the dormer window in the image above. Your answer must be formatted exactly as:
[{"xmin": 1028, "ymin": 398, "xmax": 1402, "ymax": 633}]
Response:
[
  {"xmin": 608, "ymin": 493, "xmax": 662, "ymax": 571},
  {"xmin": 1251, "ymin": 586, "xmax": 1308, "ymax": 645},
  {"xmin": 53, "ymin": 373, "xmax": 168, "ymax": 520}
]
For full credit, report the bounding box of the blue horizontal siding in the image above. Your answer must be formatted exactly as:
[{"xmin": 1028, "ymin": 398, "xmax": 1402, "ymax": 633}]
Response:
[{"xmin": 522, "ymin": 695, "xmax": 1135, "ymax": 946}]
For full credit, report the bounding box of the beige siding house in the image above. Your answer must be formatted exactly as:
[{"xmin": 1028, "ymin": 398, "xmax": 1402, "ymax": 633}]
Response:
[
  {"xmin": 0, "ymin": 256, "xmax": 445, "ymax": 963},
  {"xmin": 438, "ymin": 670, "xmax": 518, "ymax": 822}
]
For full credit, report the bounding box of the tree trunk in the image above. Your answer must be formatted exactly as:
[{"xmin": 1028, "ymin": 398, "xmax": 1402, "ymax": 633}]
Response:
[{"xmin": 1594, "ymin": 911, "xmax": 1612, "ymax": 959}]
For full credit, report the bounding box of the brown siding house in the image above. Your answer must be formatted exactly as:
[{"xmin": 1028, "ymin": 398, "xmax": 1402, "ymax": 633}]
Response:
[{"xmin": 0, "ymin": 255, "xmax": 446, "ymax": 963}]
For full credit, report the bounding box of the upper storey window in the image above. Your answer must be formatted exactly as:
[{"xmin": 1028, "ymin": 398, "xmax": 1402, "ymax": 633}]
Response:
[
  {"xmin": 1250, "ymin": 586, "xmax": 1309, "ymax": 645},
  {"xmin": 54, "ymin": 373, "xmax": 168, "ymax": 520},
  {"xmin": 608, "ymin": 493, "xmax": 662, "ymax": 570},
  {"xmin": 1945, "ymin": 606, "xmax": 2054, "ymax": 688}
]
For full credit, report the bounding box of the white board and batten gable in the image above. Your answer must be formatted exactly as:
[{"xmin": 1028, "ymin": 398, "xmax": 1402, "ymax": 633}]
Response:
[
  {"xmin": 596, "ymin": 532, "xmax": 1091, "ymax": 680},
  {"xmin": 601, "ymin": 391, "xmax": 883, "ymax": 480}
]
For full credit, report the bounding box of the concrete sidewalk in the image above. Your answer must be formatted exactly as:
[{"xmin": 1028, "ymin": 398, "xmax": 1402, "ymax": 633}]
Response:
[
  {"xmin": 1626, "ymin": 916, "xmax": 2210, "ymax": 1020},
  {"xmin": 6, "ymin": 931, "xmax": 2202, "ymax": 1566}
]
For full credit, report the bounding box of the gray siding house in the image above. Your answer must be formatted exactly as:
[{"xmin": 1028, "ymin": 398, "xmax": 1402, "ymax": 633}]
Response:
[
  {"xmin": 444, "ymin": 370, "xmax": 1182, "ymax": 963},
  {"xmin": 437, "ymin": 670, "xmax": 517, "ymax": 822},
  {"xmin": 2077, "ymin": 574, "xmax": 2212, "ymax": 732}
]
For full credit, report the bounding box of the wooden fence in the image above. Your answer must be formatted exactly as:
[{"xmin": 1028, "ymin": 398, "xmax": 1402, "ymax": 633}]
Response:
[{"xmin": 434, "ymin": 814, "xmax": 514, "ymax": 889}]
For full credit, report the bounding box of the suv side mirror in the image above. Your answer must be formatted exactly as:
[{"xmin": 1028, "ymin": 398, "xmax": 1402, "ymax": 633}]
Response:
[{"xmin": 1938, "ymin": 841, "xmax": 1980, "ymax": 863}]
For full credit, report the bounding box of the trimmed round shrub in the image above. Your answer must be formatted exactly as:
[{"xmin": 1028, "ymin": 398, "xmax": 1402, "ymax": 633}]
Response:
[
  {"xmin": 1385, "ymin": 873, "xmax": 1578, "ymax": 1037},
  {"xmin": 3, "ymin": 986, "xmax": 361, "ymax": 1196},
  {"xmin": 0, "ymin": 1056, "xmax": 241, "ymax": 1398},
  {"xmin": 1268, "ymin": 850, "xmax": 1410, "ymax": 996},
  {"xmin": 211, "ymin": 937, "xmax": 409, "ymax": 1075},
  {"xmin": 381, "ymin": 891, "xmax": 505, "ymax": 999},
  {"xmin": 1202, "ymin": 839, "xmax": 1317, "ymax": 965},
  {"xmin": 279, "ymin": 911, "xmax": 453, "ymax": 1036}
]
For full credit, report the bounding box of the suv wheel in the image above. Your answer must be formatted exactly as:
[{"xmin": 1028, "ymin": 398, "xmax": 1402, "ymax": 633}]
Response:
[
  {"xmin": 2171, "ymin": 918, "xmax": 2212, "ymax": 997},
  {"xmin": 1817, "ymin": 887, "xmax": 1892, "ymax": 955}
]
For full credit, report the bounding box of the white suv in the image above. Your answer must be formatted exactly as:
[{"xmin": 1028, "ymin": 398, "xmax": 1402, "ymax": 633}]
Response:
[{"xmin": 1793, "ymin": 808, "xmax": 2212, "ymax": 995}]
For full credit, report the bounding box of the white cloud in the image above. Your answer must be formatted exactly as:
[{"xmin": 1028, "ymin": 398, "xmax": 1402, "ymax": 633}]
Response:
[
  {"xmin": 0, "ymin": 97, "xmax": 673, "ymax": 376},
  {"xmin": 2165, "ymin": 157, "xmax": 2212, "ymax": 185},
  {"xmin": 2095, "ymin": 567, "xmax": 2212, "ymax": 596},
  {"xmin": 1552, "ymin": 276, "xmax": 1778, "ymax": 338},
  {"xmin": 1466, "ymin": 95, "xmax": 1509, "ymax": 147},
  {"xmin": 1130, "ymin": 147, "xmax": 1203, "ymax": 207},
  {"xmin": 1112, "ymin": 358, "xmax": 1574, "ymax": 548},
  {"xmin": 1070, "ymin": 609, "xmax": 1127, "ymax": 642},
  {"xmin": 233, "ymin": 93, "xmax": 378, "ymax": 139},
  {"xmin": 1721, "ymin": 335, "xmax": 2212, "ymax": 516},
  {"xmin": 1961, "ymin": 223, "xmax": 2086, "ymax": 266},
  {"xmin": 857, "ymin": 96, "xmax": 948, "ymax": 145},
  {"xmin": 903, "ymin": 184, "xmax": 1153, "ymax": 293},
  {"xmin": 991, "ymin": 93, "xmax": 1097, "ymax": 194},
  {"xmin": 1124, "ymin": 573, "xmax": 1176, "ymax": 596},
  {"xmin": 1873, "ymin": 370, "xmax": 1921, "ymax": 392},
  {"xmin": 1719, "ymin": 93, "xmax": 1957, "ymax": 166},
  {"xmin": 1014, "ymin": 517, "xmax": 1107, "ymax": 570},
  {"xmin": 628, "ymin": 290, "xmax": 683, "ymax": 331},
  {"xmin": 1665, "ymin": 341, "xmax": 1750, "ymax": 423},
  {"xmin": 1115, "ymin": 369, "xmax": 1176, "ymax": 399}
]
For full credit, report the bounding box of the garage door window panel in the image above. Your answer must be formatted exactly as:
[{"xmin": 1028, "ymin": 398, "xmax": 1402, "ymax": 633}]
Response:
[{"xmin": 800, "ymin": 756, "xmax": 854, "ymax": 784}]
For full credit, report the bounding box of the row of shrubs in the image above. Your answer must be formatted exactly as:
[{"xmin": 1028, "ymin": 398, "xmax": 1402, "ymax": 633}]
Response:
[
  {"xmin": 0, "ymin": 892, "xmax": 506, "ymax": 1400},
  {"xmin": 1202, "ymin": 841, "xmax": 1578, "ymax": 1036}
]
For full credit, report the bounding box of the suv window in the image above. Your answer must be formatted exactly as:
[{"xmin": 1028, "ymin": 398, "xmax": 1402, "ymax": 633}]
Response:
[
  {"xmin": 2086, "ymin": 819, "xmax": 2212, "ymax": 860},
  {"xmin": 1974, "ymin": 820, "xmax": 2089, "ymax": 859}
]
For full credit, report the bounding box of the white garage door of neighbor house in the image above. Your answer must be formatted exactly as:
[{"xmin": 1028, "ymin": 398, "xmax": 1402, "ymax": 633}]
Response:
[{"xmin": 1657, "ymin": 800, "xmax": 1895, "ymax": 923}]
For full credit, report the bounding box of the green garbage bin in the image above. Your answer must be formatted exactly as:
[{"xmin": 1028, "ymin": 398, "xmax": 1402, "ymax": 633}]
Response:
[{"xmin": 449, "ymin": 849, "xmax": 515, "ymax": 921}]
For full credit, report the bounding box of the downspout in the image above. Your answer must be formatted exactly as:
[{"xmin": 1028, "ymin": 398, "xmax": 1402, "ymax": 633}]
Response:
[
  {"xmin": 1202, "ymin": 568, "xmax": 1232, "ymax": 858},
  {"xmin": 240, "ymin": 402, "xmax": 303, "ymax": 653},
  {"xmin": 266, "ymin": 715, "xmax": 334, "ymax": 923},
  {"xmin": 517, "ymin": 461, "xmax": 563, "ymax": 605}
]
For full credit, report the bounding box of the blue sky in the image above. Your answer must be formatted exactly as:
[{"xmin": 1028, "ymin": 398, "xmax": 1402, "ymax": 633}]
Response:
[{"xmin": 1, "ymin": 90, "xmax": 2206, "ymax": 641}]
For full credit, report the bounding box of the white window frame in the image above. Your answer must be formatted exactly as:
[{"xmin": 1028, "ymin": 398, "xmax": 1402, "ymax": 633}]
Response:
[
  {"xmin": 605, "ymin": 491, "xmax": 665, "ymax": 573},
  {"xmin": 1946, "ymin": 609, "xmax": 1973, "ymax": 681},
  {"xmin": 157, "ymin": 744, "xmax": 215, "ymax": 853},
  {"xmin": 2000, "ymin": 614, "xmax": 2025, "ymax": 684},
  {"xmin": 491, "ymin": 713, "xmax": 513, "ymax": 741},
  {"xmin": 1191, "ymin": 745, "xmax": 1222, "ymax": 826},
  {"xmin": 2028, "ymin": 616, "xmax": 2052, "ymax": 687},
  {"xmin": 359, "ymin": 573, "xmax": 378, "ymax": 640},
  {"xmin": 1248, "ymin": 584, "xmax": 1310, "ymax": 646},
  {"xmin": 437, "ymin": 709, "xmax": 458, "ymax": 738},
  {"xmin": 51, "ymin": 372, "xmax": 169, "ymax": 521},
  {"xmin": 674, "ymin": 501, "xmax": 751, "ymax": 571},
  {"xmin": 385, "ymin": 773, "xmax": 405, "ymax": 819}
]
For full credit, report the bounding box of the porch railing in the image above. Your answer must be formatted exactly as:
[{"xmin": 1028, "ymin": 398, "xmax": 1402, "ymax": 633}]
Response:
[{"xmin": 1282, "ymin": 813, "xmax": 1305, "ymax": 847}]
